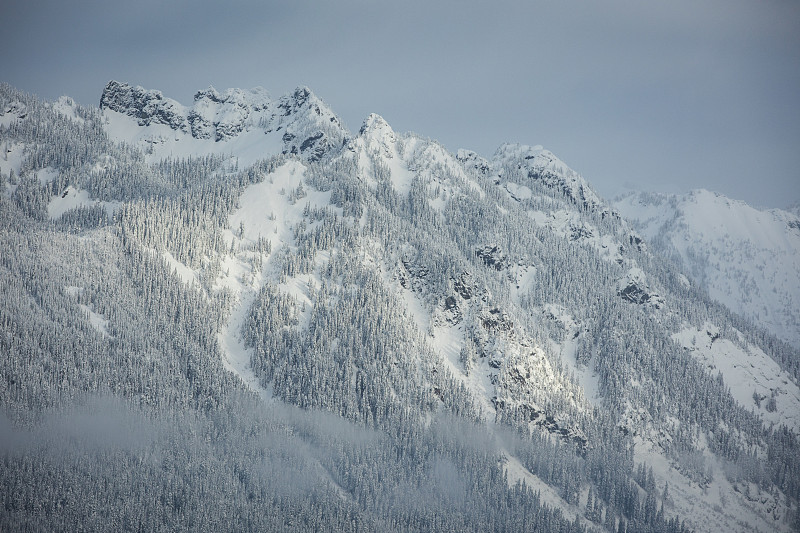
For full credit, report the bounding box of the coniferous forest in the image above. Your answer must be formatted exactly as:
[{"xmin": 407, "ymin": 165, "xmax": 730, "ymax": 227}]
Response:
[{"xmin": 1, "ymin": 82, "xmax": 798, "ymax": 532}]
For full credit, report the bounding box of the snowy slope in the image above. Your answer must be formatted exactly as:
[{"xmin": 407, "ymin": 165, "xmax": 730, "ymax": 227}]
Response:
[
  {"xmin": 672, "ymin": 322, "xmax": 800, "ymax": 430},
  {"xmin": 614, "ymin": 189, "xmax": 800, "ymax": 347},
  {"xmin": 47, "ymin": 185, "xmax": 121, "ymax": 220}
]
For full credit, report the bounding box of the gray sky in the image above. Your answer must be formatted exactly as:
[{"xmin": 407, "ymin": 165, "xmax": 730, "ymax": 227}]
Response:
[{"xmin": 2, "ymin": 0, "xmax": 799, "ymax": 208}]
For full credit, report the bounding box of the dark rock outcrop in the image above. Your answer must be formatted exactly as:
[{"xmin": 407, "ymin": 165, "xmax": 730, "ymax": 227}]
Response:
[{"xmin": 100, "ymin": 81, "xmax": 188, "ymax": 132}]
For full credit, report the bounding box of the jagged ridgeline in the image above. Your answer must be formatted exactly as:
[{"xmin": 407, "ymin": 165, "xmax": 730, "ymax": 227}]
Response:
[{"xmin": 0, "ymin": 81, "xmax": 797, "ymax": 532}]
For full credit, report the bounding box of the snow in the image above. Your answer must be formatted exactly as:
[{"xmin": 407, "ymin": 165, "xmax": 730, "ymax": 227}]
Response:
[
  {"xmin": 78, "ymin": 304, "xmax": 112, "ymax": 338},
  {"xmin": 213, "ymin": 160, "xmax": 336, "ymax": 400},
  {"xmin": 381, "ymin": 260, "xmax": 498, "ymax": 420},
  {"xmin": 408, "ymin": 139, "xmax": 485, "ymax": 198},
  {"xmin": 429, "ymin": 322, "xmax": 463, "ymax": 368},
  {"xmin": 360, "ymin": 114, "xmax": 397, "ymax": 157},
  {"xmin": 64, "ymin": 286, "xmax": 83, "ymax": 297},
  {"xmin": 500, "ymin": 450, "xmax": 589, "ymax": 526},
  {"xmin": 276, "ymin": 270, "xmax": 318, "ymax": 332},
  {"xmin": 633, "ymin": 436, "xmax": 794, "ymax": 532},
  {"xmin": 356, "ymin": 114, "xmax": 415, "ymax": 195},
  {"xmin": 350, "ymin": 114, "xmax": 485, "ymax": 206},
  {"xmin": 103, "ymin": 108, "xmax": 283, "ymax": 168},
  {"xmin": 47, "ymin": 186, "xmax": 121, "ymax": 220},
  {"xmin": 509, "ymin": 264, "xmax": 537, "ymax": 304},
  {"xmin": 613, "ymin": 192, "xmax": 675, "ymax": 241},
  {"xmin": 494, "ymin": 143, "xmax": 603, "ymax": 209},
  {"xmin": 63, "ymin": 286, "xmax": 112, "ymax": 338},
  {"xmin": 162, "ymin": 251, "xmax": 197, "ymax": 286},
  {"xmin": 229, "ymin": 160, "xmax": 321, "ymax": 250},
  {"xmin": 673, "ymin": 323, "xmax": 800, "ymax": 431},
  {"xmin": 14, "ymin": 82, "xmax": 798, "ymax": 529},
  {"xmin": 0, "ymin": 100, "xmax": 26, "ymax": 128},
  {"xmin": 504, "ymin": 181, "xmax": 532, "ymax": 201},
  {"xmin": 218, "ymin": 289, "xmax": 272, "ymax": 403},
  {"xmin": 47, "ymin": 187, "xmax": 89, "ymax": 218},
  {"xmin": 101, "ymin": 83, "xmax": 347, "ymax": 171},
  {"xmin": 402, "ymin": 281, "xmax": 601, "ymax": 525},
  {"xmin": 36, "ymin": 167, "xmax": 59, "ymax": 185},
  {"xmin": 0, "ymin": 141, "xmax": 26, "ymax": 184},
  {"xmin": 618, "ymin": 267, "xmax": 646, "ymax": 292},
  {"xmin": 542, "ymin": 304, "xmax": 602, "ymax": 405},
  {"xmin": 615, "ymin": 189, "xmax": 800, "ymax": 347},
  {"xmin": 214, "ymin": 164, "xmax": 302, "ymax": 398},
  {"xmin": 396, "ymin": 283, "xmax": 431, "ymax": 334},
  {"xmin": 190, "ymin": 86, "xmax": 270, "ymax": 141},
  {"xmin": 596, "ymin": 234, "xmax": 623, "ymax": 264},
  {"xmin": 52, "ymin": 96, "xmax": 84, "ymax": 124}
]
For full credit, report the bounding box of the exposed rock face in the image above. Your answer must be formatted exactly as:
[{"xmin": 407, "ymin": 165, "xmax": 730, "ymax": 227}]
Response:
[
  {"xmin": 398, "ymin": 258, "xmax": 429, "ymax": 292},
  {"xmin": 276, "ymin": 87, "xmax": 347, "ymax": 162},
  {"xmin": 441, "ymin": 295, "xmax": 462, "ymax": 325},
  {"xmin": 456, "ymin": 149, "xmax": 491, "ymax": 174},
  {"xmin": 617, "ymin": 268, "xmax": 664, "ymax": 307},
  {"xmin": 479, "ymin": 307, "xmax": 514, "ymax": 333},
  {"xmin": 277, "ymin": 86, "xmax": 314, "ymax": 116},
  {"xmin": 100, "ymin": 81, "xmax": 273, "ymax": 142},
  {"xmin": 476, "ymin": 245, "xmax": 511, "ymax": 271},
  {"xmin": 189, "ymin": 87, "xmax": 270, "ymax": 142},
  {"xmin": 99, "ymin": 81, "xmax": 345, "ymax": 159},
  {"xmin": 453, "ymin": 272, "xmax": 475, "ymax": 300},
  {"xmin": 100, "ymin": 80, "xmax": 188, "ymax": 132},
  {"xmin": 618, "ymin": 281, "xmax": 653, "ymax": 305}
]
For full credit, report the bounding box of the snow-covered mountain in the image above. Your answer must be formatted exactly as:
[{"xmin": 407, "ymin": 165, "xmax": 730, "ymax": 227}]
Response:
[
  {"xmin": 101, "ymin": 80, "xmax": 347, "ymax": 165},
  {"xmin": 614, "ymin": 189, "xmax": 800, "ymax": 348},
  {"xmin": 1, "ymin": 81, "xmax": 799, "ymax": 532}
]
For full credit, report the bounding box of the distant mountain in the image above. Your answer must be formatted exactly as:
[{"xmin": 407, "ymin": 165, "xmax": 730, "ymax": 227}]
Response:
[
  {"xmin": 1, "ymin": 81, "xmax": 799, "ymax": 532},
  {"xmin": 614, "ymin": 189, "xmax": 800, "ymax": 348}
]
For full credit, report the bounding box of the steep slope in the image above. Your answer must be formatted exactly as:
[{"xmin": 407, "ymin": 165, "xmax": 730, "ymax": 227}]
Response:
[
  {"xmin": 1, "ymin": 81, "xmax": 799, "ymax": 532},
  {"xmin": 614, "ymin": 189, "xmax": 800, "ymax": 348}
]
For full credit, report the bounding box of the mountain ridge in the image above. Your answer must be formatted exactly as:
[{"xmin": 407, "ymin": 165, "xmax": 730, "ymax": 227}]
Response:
[
  {"xmin": 1, "ymin": 80, "xmax": 798, "ymax": 532},
  {"xmin": 614, "ymin": 188, "xmax": 800, "ymax": 348},
  {"xmin": 99, "ymin": 80, "xmax": 348, "ymax": 165}
]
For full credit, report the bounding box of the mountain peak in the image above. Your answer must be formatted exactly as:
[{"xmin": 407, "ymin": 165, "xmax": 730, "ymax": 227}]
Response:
[
  {"xmin": 493, "ymin": 142, "xmax": 574, "ymax": 176},
  {"xmin": 192, "ymin": 86, "xmax": 271, "ymax": 108},
  {"xmin": 356, "ymin": 113, "xmax": 398, "ymax": 160},
  {"xmin": 492, "ymin": 142, "xmax": 605, "ymax": 211},
  {"xmin": 493, "ymin": 143, "xmax": 551, "ymax": 165},
  {"xmin": 359, "ymin": 113, "xmax": 394, "ymax": 139},
  {"xmin": 292, "ymin": 85, "xmax": 313, "ymax": 101},
  {"xmin": 276, "ymin": 86, "xmax": 318, "ymax": 116},
  {"xmin": 193, "ymin": 86, "xmax": 221, "ymax": 102},
  {"xmin": 456, "ymin": 149, "xmax": 491, "ymax": 174},
  {"xmin": 99, "ymin": 81, "xmax": 348, "ymax": 162},
  {"xmin": 100, "ymin": 80, "xmax": 188, "ymax": 132}
]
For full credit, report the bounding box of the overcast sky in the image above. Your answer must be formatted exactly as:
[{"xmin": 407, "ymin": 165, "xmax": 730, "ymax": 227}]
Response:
[{"xmin": 2, "ymin": 0, "xmax": 798, "ymax": 208}]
